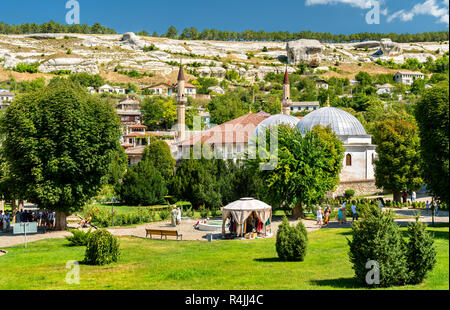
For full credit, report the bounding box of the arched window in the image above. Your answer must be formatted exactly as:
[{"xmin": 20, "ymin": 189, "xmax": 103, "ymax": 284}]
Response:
[{"xmin": 346, "ymin": 154, "xmax": 352, "ymax": 166}]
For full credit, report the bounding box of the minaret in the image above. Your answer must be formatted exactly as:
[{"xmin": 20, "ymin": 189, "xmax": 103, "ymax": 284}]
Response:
[
  {"xmin": 282, "ymin": 67, "xmax": 291, "ymax": 115},
  {"xmin": 176, "ymin": 63, "xmax": 187, "ymax": 141}
]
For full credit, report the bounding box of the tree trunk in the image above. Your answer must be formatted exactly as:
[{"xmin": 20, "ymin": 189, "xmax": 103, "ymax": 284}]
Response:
[
  {"xmin": 393, "ymin": 191, "xmax": 401, "ymax": 203},
  {"xmin": 292, "ymin": 202, "xmax": 304, "ymax": 220},
  {"xmin": 54, "ymin": 211, "xmax": 68, "ymax": 231},
  {"xmin": 11, "ymin": 199, "xmax": 16, "ymax": 213}
]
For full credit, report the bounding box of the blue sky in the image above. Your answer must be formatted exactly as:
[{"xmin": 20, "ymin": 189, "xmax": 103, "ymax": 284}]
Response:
[{"xmin": 0, "ymin": 0, "xmax": 448, "ymax": 34}]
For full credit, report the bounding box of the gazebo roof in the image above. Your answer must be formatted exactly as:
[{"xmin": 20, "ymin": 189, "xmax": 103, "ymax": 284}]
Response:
[{"xmin": 223, "ymin": 198, "xmax": 272, "ymax": 211}]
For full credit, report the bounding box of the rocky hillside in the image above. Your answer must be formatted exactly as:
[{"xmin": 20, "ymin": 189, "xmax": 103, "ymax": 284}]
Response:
[{"xmin": 0, "ymin": 32, "xmax": 448, "ymax": 85}]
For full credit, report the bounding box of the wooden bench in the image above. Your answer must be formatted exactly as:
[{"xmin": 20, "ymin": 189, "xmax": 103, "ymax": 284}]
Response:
[{"xmin": 145, "ymin": 229, "xmax": 183, "ymax": 240}]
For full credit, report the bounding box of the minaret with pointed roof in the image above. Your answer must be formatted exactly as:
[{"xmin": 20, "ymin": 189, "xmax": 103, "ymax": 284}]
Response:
[
  {"xmin": 282, "ymin": 67, "xmax": 292, "ymax": 115},
  {"xmin": 176, "ymin": 62, "xmax": 187, "ymax": 141}
]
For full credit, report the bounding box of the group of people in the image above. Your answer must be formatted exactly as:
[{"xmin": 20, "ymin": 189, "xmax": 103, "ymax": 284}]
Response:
[
  {"xmin": 316, "ymin": 201, "xmax": 360, "ymax": 228},
  {"xmin": 425, "ymin": 200, "xmax": 440, "ymax": 216},
  {"xmin": 401, "ymin": 191, "xmax": 417, "ymax": 203},
  {"xmin": 0, "ymin": 209, "xmax": 56, "ymax": 232}
]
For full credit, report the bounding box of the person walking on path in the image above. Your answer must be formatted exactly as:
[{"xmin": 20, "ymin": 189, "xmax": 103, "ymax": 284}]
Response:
[
  {"xmin": 411, "ymin": 191, "xmax": 416, "ymax": 203},
  {"xmin": 323, "ymin": 206, "xmax": 331, "ymax": 226},
  {"xmin": 170, "ymin": 207, "xmax": 178, "ymax": 227},
  {"xmin": 316, "ymin": 206, "xmax": 323, "ymax": 227},
  {"xmin": 338, "ymin": 202, "xmax": 346, "ymax": 225},
  {"xmin": 425, "ymin": 201, "xmax": 430, "ymax": 215},
  {"xmin": 351, "ymin": 202, "xmax": 358, "ymax": 222},
  {"xmin": 435, "ymin": 201, "xmax": 439, "ymax": 216}
]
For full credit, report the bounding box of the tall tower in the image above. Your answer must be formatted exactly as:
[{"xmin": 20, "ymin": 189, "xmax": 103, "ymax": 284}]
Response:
[
  {"xmin": 282, "ymin": 68, "xmax": 291, "ymax": 115},
  {"xmin": 176, "ymin": 63, "xmax": 187, "ymax": 141}
]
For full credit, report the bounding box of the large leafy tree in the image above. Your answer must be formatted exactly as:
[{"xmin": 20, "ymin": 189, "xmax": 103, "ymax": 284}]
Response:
[
  {"xmin": 247, "ymin": 125, "xmax": 344, "ymax": 219},
  {"xmin": 207, "ymin": 92, "xmax": 248, "ymax": 125},
  {"xmin": 141, "ymin": 96, "xmax": 177, "ymax": 130},
  {"xmin": 0, "ymin": 79, "xmax": 121, "ymax": 229},
  {"xmin": 414, "ymin": 86, "xmax": 449, "ymax": 206},
  {"xmin": 373, "ymin": 118, "xmax": 423, "ymax": 202}
]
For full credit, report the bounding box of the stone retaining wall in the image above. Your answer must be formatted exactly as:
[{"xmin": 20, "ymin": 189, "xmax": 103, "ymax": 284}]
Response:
[{"xmin": 329, "ymin": 179, "xmax": 383, "ymax": 198}]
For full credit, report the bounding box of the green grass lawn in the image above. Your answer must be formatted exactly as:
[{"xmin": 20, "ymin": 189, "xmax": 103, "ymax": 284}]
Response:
[{"xmin": 0, "ymin": 226, "xmax": 448, "ymax": 290}]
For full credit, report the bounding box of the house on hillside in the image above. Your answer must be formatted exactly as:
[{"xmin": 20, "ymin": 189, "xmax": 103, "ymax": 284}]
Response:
[
  {"xmin": 142, "ymin": 82, "xmax": 172, "ymax": 95},
  {"xmin": 290, "ymin": 101, "xmax": 320, "ymax": 113},
  {"xmin": 375, "ymin": 83, "xmax": 394, "ymax": 95},
  {"xmin": 0, "ymin": 91, "xmax": 15, "ymax": 109},
  {"xmin": 99, "ymin": 84, "xmax": 126, "ymax": 94},
  {"xmin": 116, "ymin": 97, "xmax": 141, "ymax": 125},
  {"xmin": 394, "ymin": 71, "xmax": 425, "ymax": 85},
  {"xmin": 173, "ymin": 82, "xmax": 197, "ymax": 96},
  {"xmin": 315, "ymin": 79, "xmax": 329, "ymax": 90}
]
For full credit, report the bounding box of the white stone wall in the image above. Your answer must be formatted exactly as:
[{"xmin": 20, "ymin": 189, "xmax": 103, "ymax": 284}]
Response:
[{"xmin": 340, "ymin": 145, "xmax": 376, "ymax": 181}]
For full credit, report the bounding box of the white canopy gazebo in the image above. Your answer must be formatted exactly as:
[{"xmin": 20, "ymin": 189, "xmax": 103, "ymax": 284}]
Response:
[{"xmin": 222, "ymin": 198, "xmax": 272, "ymax": 237}]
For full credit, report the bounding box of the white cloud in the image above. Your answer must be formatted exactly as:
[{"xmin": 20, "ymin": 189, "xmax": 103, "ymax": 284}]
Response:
[
  {"xmin": 305, "ymin": 0, "xmax": 376, "ymax": 10},
  {"xmin": 388, "ymin": 0, "xmax": 449, "ymax": 25}
]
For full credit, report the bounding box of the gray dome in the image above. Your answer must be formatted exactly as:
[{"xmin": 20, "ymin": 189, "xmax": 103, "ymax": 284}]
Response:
[
  {"xmin": 253, "ymin": 114, "xmax": 300, "ymax": 138},
  {"xmin": 297, "ymin": 107, "xmax": 367, "ymax": 136}
]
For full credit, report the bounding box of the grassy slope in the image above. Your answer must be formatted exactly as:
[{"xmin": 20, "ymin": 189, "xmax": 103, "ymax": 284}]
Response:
[{"xmin": 0, "ymin": 226, "xmax": 448, "ymax": 290}]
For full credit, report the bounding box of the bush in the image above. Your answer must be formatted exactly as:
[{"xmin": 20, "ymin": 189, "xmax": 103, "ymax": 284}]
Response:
[
  {"xmin": 13, "ymin": 62, "xmax": 39, "ymax": 73},
  {"xmin": 344, "ymin": 189, "xmax": 355, "ymax": 199},
  {"xmin": 276, "ymin": 217, "xmax": 308, "ymax": 261},
  {"xmin": 66, "ymin": 228, "xmax": 92, "ymax": 246},
  {"xmin": 159, "ymin": 208, "xmax": 171, "ymax": 221},
  {"xmin": 199, "ymin": 205, "xmax": 210, "ymax": 218},
  {"xmin": 348, "ymin": 205, "xmax": 427, "ymax": 287},
  {"xmin": 84, "ymin": 229, "xmax": 120, "ymax": 265},
  {"xmin": 406, "ymin": 217, "xmax": 437, "ymax": 284}
]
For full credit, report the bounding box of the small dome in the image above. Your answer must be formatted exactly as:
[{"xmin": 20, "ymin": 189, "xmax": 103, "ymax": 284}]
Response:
[
  {"xmin": 253, "ymin": 114, "xmax": 300, "ymax": 138},
  {"xmin": 297, "ymin": 107, "xmax": 367, "ymax": 136}
]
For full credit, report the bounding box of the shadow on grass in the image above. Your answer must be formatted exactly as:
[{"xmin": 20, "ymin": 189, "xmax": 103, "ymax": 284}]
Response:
[
  {"xmin": 310, "ymin": 277, "xmax": 364, "ymax": 289},
  {"xmin": 253, "ymin": 257, "xmax": 283, "ymax": 263},
  {"xmin": 429, "ymin": 230, "xmax": 449, "ymax": 241}
]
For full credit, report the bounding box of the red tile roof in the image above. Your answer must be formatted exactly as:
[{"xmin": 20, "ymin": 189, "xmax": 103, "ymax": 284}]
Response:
[
  {"xmin": 178, "ymin": 112, "xmax": 270, "ymax": 146},
  {"xmin": 129, "ymin": 124, "xmax": 147, "ymax": 129}
]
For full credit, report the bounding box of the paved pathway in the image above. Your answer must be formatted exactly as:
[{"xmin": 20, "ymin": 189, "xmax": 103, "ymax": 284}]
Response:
[{"xmin": 1, "ymin": 209, "xmax": 448, "ymax": 249}]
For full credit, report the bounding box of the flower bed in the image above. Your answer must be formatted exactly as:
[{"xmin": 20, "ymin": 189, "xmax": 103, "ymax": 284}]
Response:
[{"xmin": 80, "ymin": 204, "xmax": 171, "ymax": 228}]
